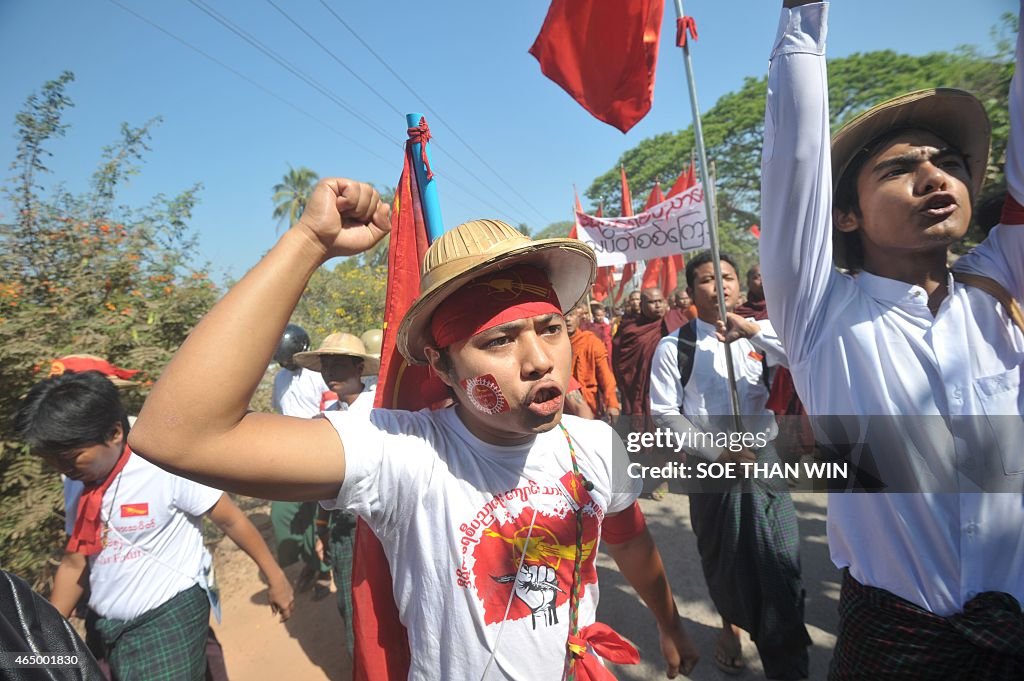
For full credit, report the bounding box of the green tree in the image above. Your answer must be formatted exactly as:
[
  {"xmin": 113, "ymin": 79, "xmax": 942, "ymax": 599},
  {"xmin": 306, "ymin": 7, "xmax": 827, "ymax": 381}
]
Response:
[
  {"xmin": 587, "ymin": 31, "xmax": 1017, "ymax": 264},
  {"xmin": 533, "ymin": 220, "xmax": 575, "ymax": 240},
  {"xmin": 271, "ymin": 165, "xmax": 319, "ymax": 233},
  {"xmin": 292, "ymin": 259, "xmax": 387, "ymax": 344},
  {"xmin": 280, "ymin": 183, "xmax": 393, "ymax": 354},
  {"xmin": 0, "ymin": 72, "xmax": 219, "ymax": 589}
]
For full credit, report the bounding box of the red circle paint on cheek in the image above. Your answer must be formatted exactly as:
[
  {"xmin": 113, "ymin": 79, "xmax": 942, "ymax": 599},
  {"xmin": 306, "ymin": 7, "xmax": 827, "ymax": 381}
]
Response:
[{"xmin": 460, "ymin": 374, "xmax": 510, "ymax": 415}]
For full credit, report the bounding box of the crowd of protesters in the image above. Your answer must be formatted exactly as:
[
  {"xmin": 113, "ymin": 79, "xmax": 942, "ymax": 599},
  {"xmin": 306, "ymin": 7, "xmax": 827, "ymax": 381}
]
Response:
[{"xmin": 5, "ymin": 1, "xmax": 1024, "ymax": 679}]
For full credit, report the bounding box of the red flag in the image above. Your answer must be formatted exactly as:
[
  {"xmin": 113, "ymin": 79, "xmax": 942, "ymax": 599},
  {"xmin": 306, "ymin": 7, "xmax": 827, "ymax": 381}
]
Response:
[
  {"xmin": 749, "ymin": 224, "xmax": 761, "ymax": 239},
  {"xmin": 529, "ymin": 0, "xmax": 665, "ymax": 133},
  {"xmin": 668, "ymin": 161, "xmax": 697, "ymax": 197},
  {"xmin": 620, "ymin": 166, "xmax": 634, "ymax": 217},
  {"xmin": 570, "ymin": 185, "xmax": 583, "ymax": 239},
  {"xmin": 640, "ymin": 257, "xmax": 663, "ymax": 290},
  {"xmin": 644, "ymin": 181, "xmax": 665, "ymax": 209},
  {"xmin": 353, "ymin": 123, "xmax": 449, "ymax": 681},
  {"xmin": 615, "ymin": 181, "xmax": 666, "ymax": 302},
  {"xmin": 585, "ymin": 202, "xmax": 606, "ymax": 299},
  {"xmin": 638, "ymin": 254, "xmax": 682, "ymax": 293},
  {"xmin": 592, "ymin": 266, "xmax": 613, "ymax": 302},
  {"xmin": 640, "ymin": 177, "xmax": 686, "ymax": 294}
]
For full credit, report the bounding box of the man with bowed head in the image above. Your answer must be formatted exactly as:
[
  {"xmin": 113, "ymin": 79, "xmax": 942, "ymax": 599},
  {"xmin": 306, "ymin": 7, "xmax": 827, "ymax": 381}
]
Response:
[{"xmin": 130, "ymin": 178, "xmax": 700, "ymax": 680}]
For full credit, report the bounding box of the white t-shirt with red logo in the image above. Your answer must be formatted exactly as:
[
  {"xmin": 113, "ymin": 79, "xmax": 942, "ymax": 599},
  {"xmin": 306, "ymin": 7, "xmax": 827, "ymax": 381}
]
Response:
[
  {"xmin": 63, "ymin": 454, "xmax": 223, "ymax": 621},
  {"xmin": 322, "ymin": 408, "xmax": 640, "ymax": 681}
]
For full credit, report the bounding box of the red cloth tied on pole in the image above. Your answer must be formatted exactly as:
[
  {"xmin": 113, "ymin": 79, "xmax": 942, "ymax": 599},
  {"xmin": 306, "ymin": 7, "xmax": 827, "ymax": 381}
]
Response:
[
  {"xmin": 675, "ymin": 15, "xmax": 698, "ymax": 48},
  {"xmin": 567, "ymin": 622, "xmax": 641, "ymax": 680},
  {"xmin": 530, "ymin": 0, "xmax": 665, "ymax": 133},
  {"xmin": 352, "ymin": 122, "xmax": 449, "ymax": 681},
  {"xmin": 407, "ymin": 118, "xmax": 434, "ymax": 181}
]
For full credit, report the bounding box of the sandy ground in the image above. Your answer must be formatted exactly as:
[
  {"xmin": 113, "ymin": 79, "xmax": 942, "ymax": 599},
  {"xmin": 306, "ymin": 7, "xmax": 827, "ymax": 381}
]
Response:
[
  {"xmin": 211, "ymin": 492, "xmax": 838, "ymax": 680},
  {"xmin": 212, "ymin": 506, "xmax": 351, "ymax": 681}
]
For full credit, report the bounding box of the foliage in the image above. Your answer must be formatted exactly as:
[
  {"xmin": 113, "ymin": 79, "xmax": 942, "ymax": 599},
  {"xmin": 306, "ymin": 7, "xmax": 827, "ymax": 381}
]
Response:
[
  {"xmin": 271, "ymin": 165, "xmax": 319, "ymax": 233},
  {"xmin": 291, "ymin": 258, "xmax": 388, "ymax": 347},
  {"xmin": 534, "ymin": 220, "xmax": 575, "ymax": 240},
  {"xmin": 285, "ymin": 182, "xmax": 394, "ymax": 345},
  {"xmin": 587, "ymin": 25, "xmax": 1018, "ymax": 263},
  {"xmin": 0, "ymin": 72, "xmax": 219, "ymax": 589}
]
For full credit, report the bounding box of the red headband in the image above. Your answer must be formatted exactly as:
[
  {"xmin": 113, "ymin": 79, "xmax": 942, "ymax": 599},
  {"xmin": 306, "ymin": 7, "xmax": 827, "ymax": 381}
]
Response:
[
  {"xmin": 49, "ymin": 356, "xmax": 140, "ymax": 381},
  {"xmin": 430, "ymin": 265, "xmax": 562, "ymax": 349}
]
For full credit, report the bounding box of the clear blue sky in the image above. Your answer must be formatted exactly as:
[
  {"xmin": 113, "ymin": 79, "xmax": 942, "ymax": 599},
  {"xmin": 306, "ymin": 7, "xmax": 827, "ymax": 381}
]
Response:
[{"xmin": 0, "ymin": 0, "xmax": 1015, "ymax": 279}]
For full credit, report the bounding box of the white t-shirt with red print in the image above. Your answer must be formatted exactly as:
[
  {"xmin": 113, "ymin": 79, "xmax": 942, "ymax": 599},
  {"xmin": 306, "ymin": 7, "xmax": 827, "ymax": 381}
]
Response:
[
  {"xmin": 63, "ymin": 454, "xmax": 223, "ymax": 621},
  {"xmin": 322, "ymin": 408, "xmax": 640, "ymax": 681}
]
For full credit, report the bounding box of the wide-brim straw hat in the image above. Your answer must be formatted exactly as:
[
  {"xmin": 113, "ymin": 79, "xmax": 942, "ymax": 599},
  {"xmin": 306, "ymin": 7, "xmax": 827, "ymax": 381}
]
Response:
[
  {"xmin": 831, "ymin": 88, "xmax": 990, "ymax": 268},
  {"xmin": 397, "ymin": 219, "xmax": 597, "ymax": 365},
  {"xmin": 293, "ymin": 333, "xmax": 380, "ymax": 376}
]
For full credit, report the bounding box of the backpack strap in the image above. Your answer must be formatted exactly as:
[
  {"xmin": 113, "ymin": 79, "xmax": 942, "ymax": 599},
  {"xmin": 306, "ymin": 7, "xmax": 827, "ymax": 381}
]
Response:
[
  {"xmin": 952, "ymin": 271, "xmax": 1024, "ymax": 335},
  {"xmin": 676, "ymin": 319, "xmax": 699, "ymax": 412},
  {"xmin": 676, "ymin": 318, "xmax": 770, "ymax": 414}
]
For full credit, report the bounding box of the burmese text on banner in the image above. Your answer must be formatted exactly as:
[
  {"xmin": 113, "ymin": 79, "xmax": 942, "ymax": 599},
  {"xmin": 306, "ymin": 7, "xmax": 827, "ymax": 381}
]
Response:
[{"xmin": 575, "ymin": 183, "xmax": 707, "ymax": 266}]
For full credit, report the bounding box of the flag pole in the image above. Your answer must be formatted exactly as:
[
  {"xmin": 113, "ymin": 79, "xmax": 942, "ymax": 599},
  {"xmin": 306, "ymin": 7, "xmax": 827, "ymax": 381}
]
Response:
[
  {"xmin": 406, "ymin": 113, "xmax": 445, "ymax": 243},
  {"xmin": 672, "ymin": 0, "xmax": 743, "ymax": 431}
]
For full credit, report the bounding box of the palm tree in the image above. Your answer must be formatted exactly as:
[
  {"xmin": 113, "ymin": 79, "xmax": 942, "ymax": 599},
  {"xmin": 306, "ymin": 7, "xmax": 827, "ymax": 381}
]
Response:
[{"xmin": 271, "ymin": 165, "xmax": 319, "ymax": 232}]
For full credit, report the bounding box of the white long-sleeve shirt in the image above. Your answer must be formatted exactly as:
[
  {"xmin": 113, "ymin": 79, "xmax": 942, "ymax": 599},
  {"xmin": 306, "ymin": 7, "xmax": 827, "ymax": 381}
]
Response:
[
  {"xmin": 649, "ymin": 318, "xmax": 786, "ymax": 461},
  {"xmin": 761, "ymin": 1, "xmax": 1024, "ymax": 616}
]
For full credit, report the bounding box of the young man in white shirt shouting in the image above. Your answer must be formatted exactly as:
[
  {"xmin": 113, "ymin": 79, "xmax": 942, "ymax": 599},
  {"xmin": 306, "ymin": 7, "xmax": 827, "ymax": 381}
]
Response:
[
  {"xmin": 129, "ymin": 181, "xmax": 701, "ymax": 680},
  {"xmin": 763, "ymin": 1, "xmax": 1024, "ymax": 678}
]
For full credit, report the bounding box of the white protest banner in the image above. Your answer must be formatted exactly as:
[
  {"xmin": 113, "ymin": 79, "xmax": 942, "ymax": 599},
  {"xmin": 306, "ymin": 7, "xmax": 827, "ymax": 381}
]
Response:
[{"xmin": 575, "ymin": 183, "xmax": 708, "ymax": 266}]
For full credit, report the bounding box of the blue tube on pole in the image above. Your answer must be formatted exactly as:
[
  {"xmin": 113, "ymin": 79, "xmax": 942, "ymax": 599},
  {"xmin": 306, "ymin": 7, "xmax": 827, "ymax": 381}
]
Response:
[{"xmin": 406, "ymin": 113, "xmax": 445, "ymax": 243}]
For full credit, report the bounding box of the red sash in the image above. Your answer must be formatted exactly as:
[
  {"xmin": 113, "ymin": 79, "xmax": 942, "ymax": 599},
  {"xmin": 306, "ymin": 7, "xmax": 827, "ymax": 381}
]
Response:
[{"xmin": 66, "ymin": 445, "xmax": 131, "ymax": 556}]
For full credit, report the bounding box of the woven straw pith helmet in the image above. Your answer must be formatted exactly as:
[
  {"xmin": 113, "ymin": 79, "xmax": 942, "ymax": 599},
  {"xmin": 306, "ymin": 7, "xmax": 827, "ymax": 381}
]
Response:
[{"xmin": 396, "ymin": 219, "xmax": 596, "ymax": 364}]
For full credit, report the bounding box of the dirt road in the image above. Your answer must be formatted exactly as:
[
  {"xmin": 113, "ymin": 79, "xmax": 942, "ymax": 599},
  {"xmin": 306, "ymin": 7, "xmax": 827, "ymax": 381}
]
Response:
[{"xmin": 211, "ymin": 493, "xmax": 838, "ymax": 680}]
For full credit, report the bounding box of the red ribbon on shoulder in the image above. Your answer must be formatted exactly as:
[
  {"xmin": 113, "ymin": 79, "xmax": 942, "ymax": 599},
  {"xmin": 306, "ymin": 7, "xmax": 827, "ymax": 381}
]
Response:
[
  {"xmin": 66, "ymin": 446, "xmax": 132, "ymax": 556},
  {"xmin": 567, "ymin": 622, "xmax": 640, "ymax": 680}
]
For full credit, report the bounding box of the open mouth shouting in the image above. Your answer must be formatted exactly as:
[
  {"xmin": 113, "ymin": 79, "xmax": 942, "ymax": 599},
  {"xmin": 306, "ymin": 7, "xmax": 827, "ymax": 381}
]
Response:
[
  {"xmin": 920, "ymin": 193, "xmax": 958, "ymax": 219},
  {"xmin": 527, "ymin": 382, "xmax": 564, "ymax": 417}
]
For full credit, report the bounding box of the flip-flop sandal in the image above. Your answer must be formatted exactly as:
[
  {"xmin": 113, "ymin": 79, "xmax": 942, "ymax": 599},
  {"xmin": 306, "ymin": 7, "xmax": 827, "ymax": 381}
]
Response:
[
  {"xmin": 650, "ymin": 481, "xmax": 670, "ymax": 501},
  {"xmin": 714, "ymin": 633, "xmax": 746, "ymax": 675}
]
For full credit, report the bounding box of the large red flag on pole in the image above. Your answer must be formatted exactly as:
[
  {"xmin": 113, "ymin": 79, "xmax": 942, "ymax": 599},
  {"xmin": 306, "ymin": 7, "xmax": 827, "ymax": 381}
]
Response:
[
  {"xmin": 529, "ymin": 0, "xmax": 665, "ymax": 133},
  {"xmin": 353, "ymin": 120, "xmax": 449, "ymax": 681}
]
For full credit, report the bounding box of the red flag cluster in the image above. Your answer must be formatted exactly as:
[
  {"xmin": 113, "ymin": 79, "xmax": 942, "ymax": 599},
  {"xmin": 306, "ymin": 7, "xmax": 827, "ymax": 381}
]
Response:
[
  {"xmin": 581, "ymin": 161, "xmax": 696, "ymax": 306},
  {"xmin": 640, "ymin": 162, "xmax": 695, "ymax": 296}
]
